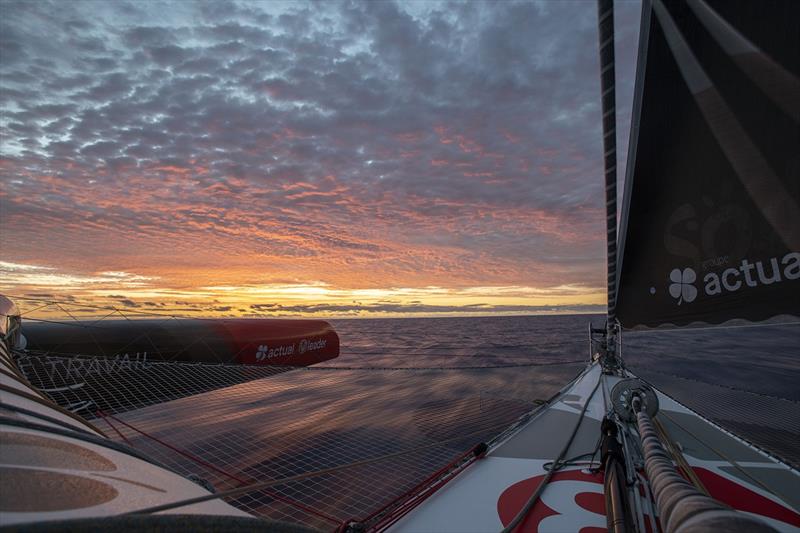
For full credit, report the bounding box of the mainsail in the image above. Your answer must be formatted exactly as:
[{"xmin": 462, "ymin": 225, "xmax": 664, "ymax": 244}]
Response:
[{"xmin": 615, "ymin": 0, "xmax": 800, "ymax": 329}]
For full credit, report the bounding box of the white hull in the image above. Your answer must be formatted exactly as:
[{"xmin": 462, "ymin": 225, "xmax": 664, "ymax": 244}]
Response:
[
  {"xmin": 0, "ymin": 341, "xmax": 251, "ymax": 526},
  {"xmin": 387, "ymin": 363, "xmax": 800, "ymax": 532}
]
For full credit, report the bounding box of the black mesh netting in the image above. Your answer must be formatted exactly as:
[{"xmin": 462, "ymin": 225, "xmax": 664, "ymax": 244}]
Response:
[
  {"xmin": 625, "ymin": 323, "xmax": 800, "ymax": 469},
  {"xmin": 15, "ymin": 350, "xmax": 583, "ymax": 531}
]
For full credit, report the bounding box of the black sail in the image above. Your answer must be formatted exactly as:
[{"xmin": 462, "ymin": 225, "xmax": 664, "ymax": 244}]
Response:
[{"xmin": 615, "ymin": 0, "xmax": 800, "ymax": 329}]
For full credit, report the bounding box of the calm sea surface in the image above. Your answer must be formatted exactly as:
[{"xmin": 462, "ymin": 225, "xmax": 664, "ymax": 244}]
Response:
[
  {"xmin": 64, "ymin": 313, "xmax": 797, "ymax": 527},
  {"xmin": 325, "ymin": 314, "xmax": 800, "ymax": 400},
  {"xmin": 319, "ymin": 314, "xmax": 800, "ymax": 466}
]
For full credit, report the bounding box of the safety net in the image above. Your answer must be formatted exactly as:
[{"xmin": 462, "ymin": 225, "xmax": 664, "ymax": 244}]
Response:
[
  {"xmin": 15, "ymin": 351, "xmax": 583, "ymax": 531},
  {"xmin": 8, "ymin": 296, "xmax": 587, "ymax": 531},
  {"xmin": 8, "ymin": 296, "xmax": 798, "ymax": 530},
  {"xmin": 624, "ymin": 323, "xmax": 800, "ymax": 469}
]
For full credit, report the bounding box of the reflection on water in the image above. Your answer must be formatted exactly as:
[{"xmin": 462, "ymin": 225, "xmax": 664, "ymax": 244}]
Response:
[
  {"xmin": 327, "ymin": 316, "xmax": 798, "ymax": 393},
  {"xmin": 112, "ymin": 362, "xmax": 584, "ymax": 529},
  {"xmin": 95, "ymin": 315, "xmax": 800, "ymax": 528}
]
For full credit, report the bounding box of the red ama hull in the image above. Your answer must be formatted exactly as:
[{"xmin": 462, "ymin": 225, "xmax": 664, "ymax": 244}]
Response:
[
  {"xmin": 21, "ymin": 318, "xmax": 340, "ymax": 366},
  {"xmin": 217, "ymin": 319, "xmax": 340, "ymax": 366}
]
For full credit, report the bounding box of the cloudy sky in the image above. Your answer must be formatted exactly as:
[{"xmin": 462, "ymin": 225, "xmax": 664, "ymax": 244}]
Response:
[{"xmin": 0, "ymin": 0, "xmax": 641, "ymax": 318}]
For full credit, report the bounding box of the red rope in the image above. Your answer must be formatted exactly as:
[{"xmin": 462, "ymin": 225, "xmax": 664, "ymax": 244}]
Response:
[
  {"xmin": 95, "ymin": 409, "xmax": 132, "ymax": 445},
  {"xmin": 365, "ymin": 445, "xmax": 484, "ymax": 531},
  {"xmin": 335, "ymin": 517, "xmax": 360, "ymax": 533},
  {"xmin": 104, "ymin": 412, "xmax": 341, "ymax": 525},
  {"xmin": 99, "ymin": 412, "xmax": 484, "ymax": 532},
  {"xmin": 372, "ymin": 456, "xmax": 478, "ymax": 532},
  {"xmin": 363, "ymin": 449, "xmax": 469, "ymax": 523}
]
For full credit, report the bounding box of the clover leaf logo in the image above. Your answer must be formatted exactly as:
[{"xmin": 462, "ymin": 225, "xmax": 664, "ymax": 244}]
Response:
[
  {"xmin": 256, "ymin": 344, "xmax": 268, "ymax": 361},
  {"xmin": 669, "ymin": 268, "xmax": 697, "ymax": 305}
]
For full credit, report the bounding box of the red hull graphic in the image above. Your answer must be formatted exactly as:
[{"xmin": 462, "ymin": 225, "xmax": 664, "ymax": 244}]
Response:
[
  {"xmin": 692, "ymin": 467, "xmax": 800, "ymax": 527},
  {"xmin": 496, "ymin": 467, "xmax": 800, "ymax": 533},
  {"xmin": 497, "ymin": 470, "xmax": 606, "ymax": 533}
]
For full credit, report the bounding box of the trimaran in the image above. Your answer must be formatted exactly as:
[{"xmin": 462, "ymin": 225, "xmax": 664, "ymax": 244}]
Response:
[{"xmin": 1, "ymin": 0, "xmax": 798, "ymax": 531}]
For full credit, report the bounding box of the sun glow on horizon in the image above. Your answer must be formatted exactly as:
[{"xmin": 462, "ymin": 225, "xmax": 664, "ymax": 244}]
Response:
[{"xmin": 0, "ymin": 260, "xmax": 605, "ymax": 320}]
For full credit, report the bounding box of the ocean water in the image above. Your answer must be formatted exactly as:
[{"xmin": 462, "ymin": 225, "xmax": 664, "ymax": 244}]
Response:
[
  {"xmin": 26, "ymin": 313, "xmax": 795, "ymax": 528},
  {"xmin": 326, "ymin": 314, "xmax": 800, "ymax": 399},
  {"xmin": 326, "ymin": 314, "xmax": 598, "ymax": 368},
  {"xmin": 323, "ymin": 314, "xmax": 800, "ymax": 466}
]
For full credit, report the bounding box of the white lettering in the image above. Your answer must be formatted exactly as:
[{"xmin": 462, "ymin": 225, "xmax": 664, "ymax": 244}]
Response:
[
  {"xmin": 255, "ymin": 343, "xmax": 294, "ymax": 362},
  {"xmin": 783, "ymin": 252, "xmax": 800, "ymax": 280},
  {"xmin": 299, "ymin": 338, "xmax": 327, "ymax": 354},
  {"xmin": 756, "ymin": 258, "xmax": 781, "ymax": 285},
  {"xmin": 721, "ymin": 268, "xmax": 741, "ymax": 291},
  {"xmin": 740, "ymin": 259, "xmax": 757, "ymax": 287},
  {"xmin": 704, "ymin": 272, "xmax": 722, "ymax": 295},
  {"xmin": 674, "ymin": 252, "xmax": 799, "ymax": 306}
]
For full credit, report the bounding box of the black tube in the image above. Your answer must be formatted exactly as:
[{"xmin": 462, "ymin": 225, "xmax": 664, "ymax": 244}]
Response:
[{"xmin": 605, "ymin": 457, "xmax": 630, "ymax": 533}]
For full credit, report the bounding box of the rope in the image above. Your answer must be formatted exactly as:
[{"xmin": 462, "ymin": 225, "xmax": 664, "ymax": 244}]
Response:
[
  {"xmin": 0, "ymin": 401, "xmax": 97, "ymax": 437},
  {"xmin": 0, "ymin": 415, "xmax": 176, "ymax": 473},
  {"xmin": 365, "ymin": 444, "xmax": 487, "ymax": 531},
  {"xmin": 96, "ymin": 409, "xmax": 132, "ymax": 446},
  {"xmin": 13, "ymin": 316, "xmax": 100, "ymax": 327},
  {"xmin": 544, "ymin": 436, "xmax": 603, "ymax": 472},
  {"xmin": 370, "ymin": 453, "xmax": 480, "ymax": 532},
  {"xmin": 652, "ymin": 415, "xmax": 708, "ymax": 495},
  {"xmin": 0, "ymin": 382, "xmax": 108, "ymax": 438},
  {"xmin": 633, "ymin": 373, "xmax": 798, "ymax": 470},
  {"xmin": 655, "ymin": 409, "xmax": 790, "ymax": 503},
  {"xmin": 631, "ymin": 403, "xmax": 779, "ymax": 532},
  {"xmin": 499, "ymin": 370, "xmax": 603, "ymax": 533}
]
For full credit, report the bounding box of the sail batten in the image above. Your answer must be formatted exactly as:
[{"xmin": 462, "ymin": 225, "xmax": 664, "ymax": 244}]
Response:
[{"xmin": 615, "ymin": 0, "xmax": 800, "ymax": 329}]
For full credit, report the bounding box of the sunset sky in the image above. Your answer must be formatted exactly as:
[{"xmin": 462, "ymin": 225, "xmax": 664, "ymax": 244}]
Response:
[{"xmin": 0, "ymin": 0, "xmax": 641, "ymax": 318}]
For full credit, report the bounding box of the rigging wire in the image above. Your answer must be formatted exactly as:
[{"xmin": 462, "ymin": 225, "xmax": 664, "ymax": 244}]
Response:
[
  {"xmin": 499, "ymin": 369, "xmax": 603, "ymax": 533},
  {"xmin": 655, "ymin": 408, "xmax": 787, "ymax": 500},
  {"xmin": 15, "ymin": 316, "xmax": 111, "ymax": 328},
  {"xmin": 12, "ymin": 294, "xmax": 590, "ymax": 368},
  {"xmin": 543, "ymin": 433, "xmax": 603, "ymax": 472},
  {"xmin": 20, "ymin": 348, "xmax": 585, "ymax": 372},
  {"xmin": 0, "ymin": 415, "xmax": 175, "ymax": 473},
  {"xmin": 0, "ymin": 401, "xmax": 98, "ymax": 437}
]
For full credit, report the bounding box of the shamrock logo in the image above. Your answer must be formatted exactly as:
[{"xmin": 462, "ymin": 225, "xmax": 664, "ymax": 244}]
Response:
[
  {"xmin": 255, "ymin": 344, "xmax": 268, "ymax": 361},
  {"xmin": 669, "ymin": 267, "xmax": 697, "ymax": 305}
]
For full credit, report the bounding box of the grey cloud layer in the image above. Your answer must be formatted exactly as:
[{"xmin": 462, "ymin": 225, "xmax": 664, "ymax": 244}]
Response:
[{"xmin": 0, "ymin": 0, "xmax": 640, "ymax": 290}]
